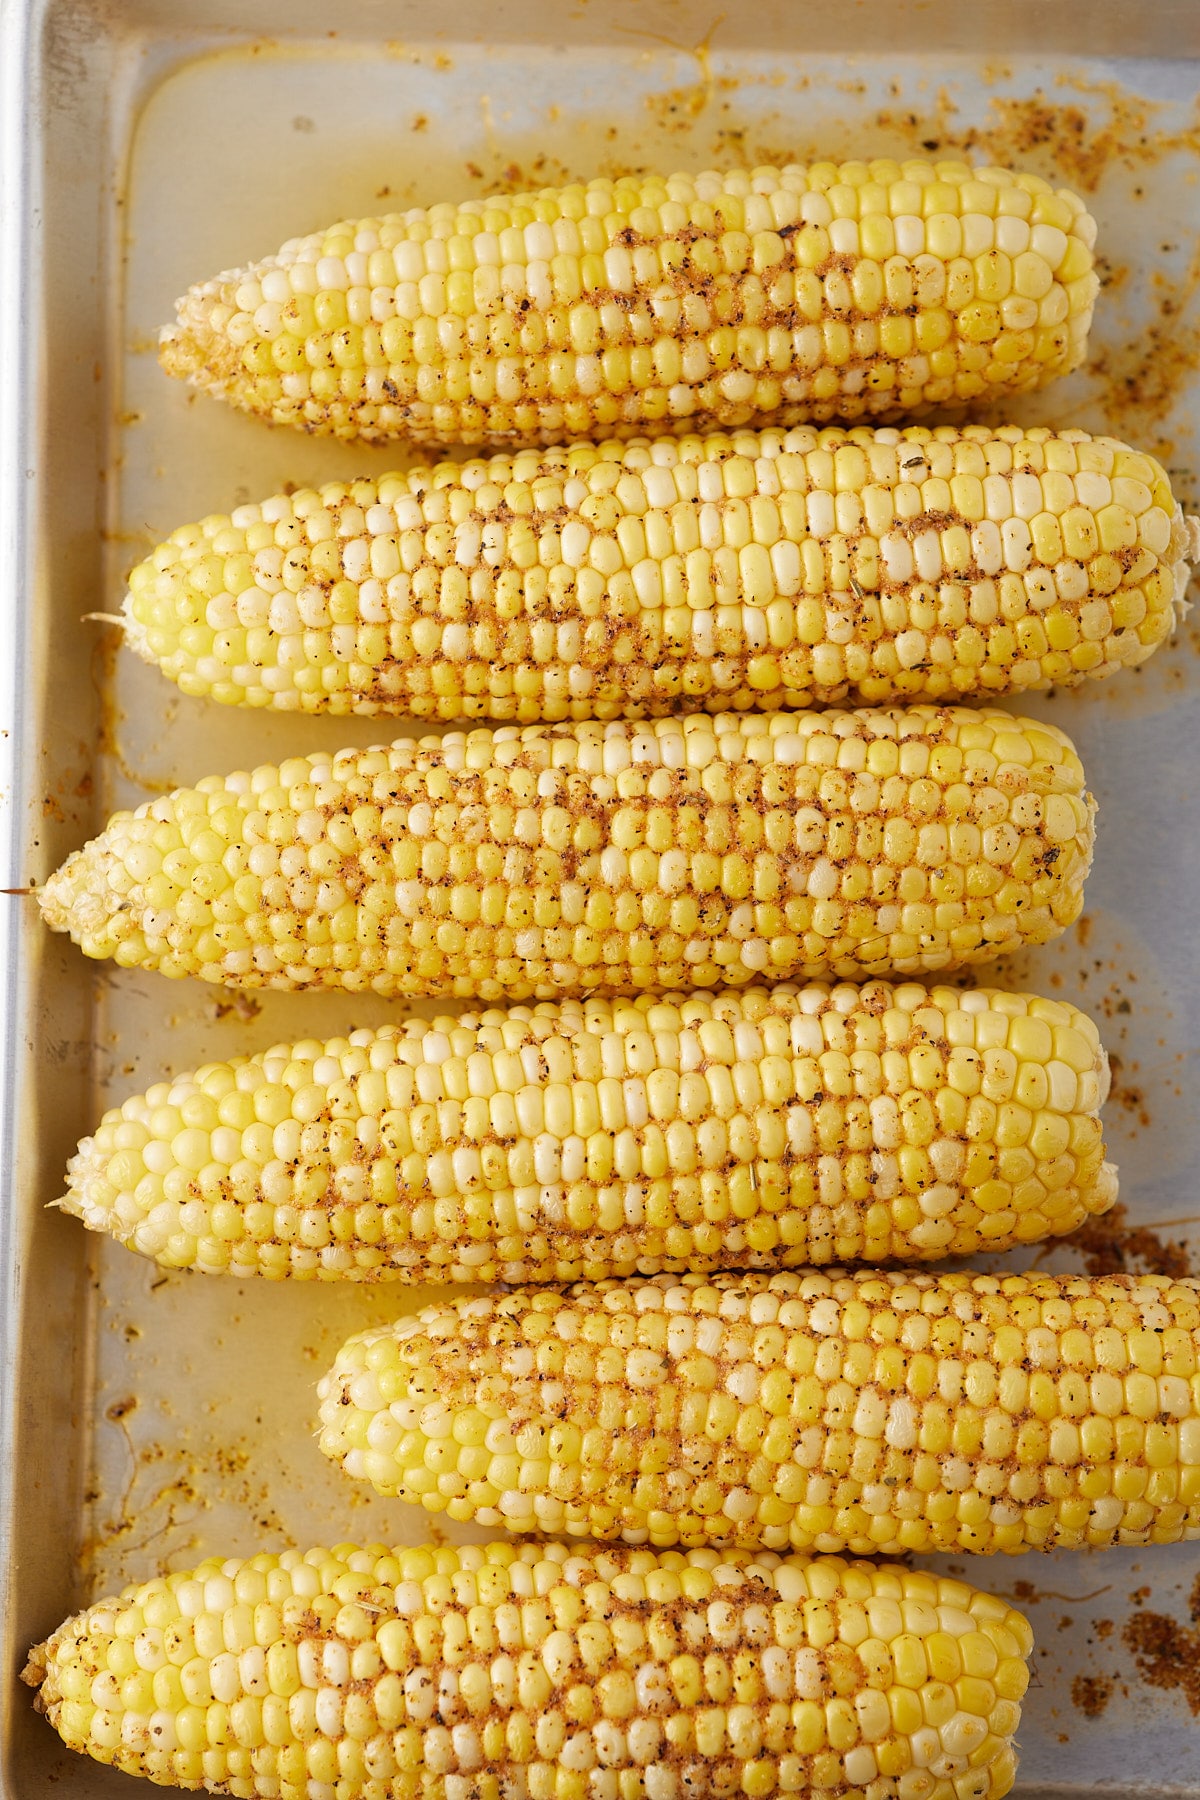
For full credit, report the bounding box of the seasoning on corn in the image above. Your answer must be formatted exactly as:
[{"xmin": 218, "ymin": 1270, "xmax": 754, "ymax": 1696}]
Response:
[
  {"xmin": 38, "ymin": 706, "xmax": 1095, "ymax": 1001},
  {"xmin": 318, "ymin": 1270, "xmax": 1200, "ymax": 1558},
  {"xmin": 159, "ymin": 157, "xmax": 1098, "ymax": 447},
  {"xmin": 62, "ymin": 982, "xmax": 1115, "ymax": 1282},
  {"xmin": 123, "ymin": 426, "xmax": 1197, "ymax": 723},
  {"xmin": 25, "ymin": 1537, "xmax": 1033, "ymax": 1800}
]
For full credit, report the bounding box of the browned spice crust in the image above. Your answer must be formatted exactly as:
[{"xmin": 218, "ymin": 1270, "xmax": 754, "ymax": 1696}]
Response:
[
  {"xmin": 1122, "ymin": 1575, "xmax": 1200, "ymax": 1717},
  {"xmin": 1071, "ymin": 1671, "xmax": 1116, "ymax": 1717},
  {"xmin": 1058, "ymin": 1201, "xmax": 1194, "ymax": 1279}
]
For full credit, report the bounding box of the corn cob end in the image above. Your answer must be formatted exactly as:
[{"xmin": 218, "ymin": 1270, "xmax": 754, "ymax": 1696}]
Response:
[
  {"xmin": 160, "ymin": 271, "xmax": 386, "ymax": 441},
  {"xmin": 1094, "ymin": 1158, "xmax": 1119, "ymax": 1213},
  {"xmin": 57, "ymin": 1134, "xmax": 119, "ymax": 1236},
  {"xmin": 20, "ymin": 1641, "xmax": 48, "ymax": 1697},
  {"xmin": 1176, "ymin": 509, "xmax": 1200, "ymax": 622},
  {"xmin": 157, "ymin": 321, "xmax": 203, "ymax": 382},
  {"xmin": 158, "ymin": 299, "xmax": 242, "ymax": 398},
  {"xmin": 118, "ymin": 592, "xmax": 155, "ymax": 672},
  {"xmin": 38, "ymin": 849, "xmax": 120, "ymax": 952}
]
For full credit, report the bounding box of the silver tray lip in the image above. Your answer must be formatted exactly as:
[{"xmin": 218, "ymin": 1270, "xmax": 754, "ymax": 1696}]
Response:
[
  {"xmin": 0, "ymin": 0, "xmax": 43, "ymax": 1784},
  {"xmin": 4, "ymin": 5, "xmax": 1200, "ymax": 1799},
  {"xmin": 0, "ymin": 0, "xmax": 39, "ymax": 1625}
]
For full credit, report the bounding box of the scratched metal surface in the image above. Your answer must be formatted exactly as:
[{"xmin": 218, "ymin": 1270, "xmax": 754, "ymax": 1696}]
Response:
[{"xmin": 4, "ymin": 1, "xmax": 1200, "ymax": 1794}]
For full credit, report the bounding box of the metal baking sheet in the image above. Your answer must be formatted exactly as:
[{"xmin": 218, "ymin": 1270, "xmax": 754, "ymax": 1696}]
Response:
[{"xmin": 5, "ymin": 2, "xmax": 1200, "ymax": 1794}]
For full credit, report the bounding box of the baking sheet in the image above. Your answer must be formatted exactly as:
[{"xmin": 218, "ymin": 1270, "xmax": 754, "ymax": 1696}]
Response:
[{"xmin": 6, "ymin": 3, "xmax": 1200, "ymax": 1794}]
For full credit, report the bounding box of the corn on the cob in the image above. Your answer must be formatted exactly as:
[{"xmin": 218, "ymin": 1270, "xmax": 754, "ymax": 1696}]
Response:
[
  {"xmin": 319, "ymin": 1270, "xmax": 1200, "ymax": 1558},
  {"xmin": 125, "ymin": 426, "xmax": 1195, "ymax": 723},
  {"xmin": 62, "ymin": 982, "xmax": 1114, "ymax": 1282},
  {"xmin": 25, "ymin": 1537, "xmax": 1033, "ymax": 1800},
  {"xmin": 38, "ymin": 707, "xmax": 1094, "ymax": 1000},
  {"xmin": 159, "ymin": 158, "xmax": 1098, "ymax": 447}
]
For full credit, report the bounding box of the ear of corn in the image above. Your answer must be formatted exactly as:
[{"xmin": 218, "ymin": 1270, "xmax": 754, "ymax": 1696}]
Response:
[
  {"xmin": 124, "ymin": 426, "xmax": 1193, "ymax": 723},
  {"xmin": 62, "ymin": 981, "xmax": 1114, "ymax": 1282},
  {"xmin": 318, "ymin": 1270, "xmax": 1200, "ymax": 1559},
  {"xmin": 38, "ymin": 706, "xmax": 1094, "ymax": 1000},
  {"xmin": 160, "ymin": 157, "xmax": 1098, "ymax": 447},
  {"xmin": 25, "ymin": 1538, "xmax": 1033, "ymax": 1800}
]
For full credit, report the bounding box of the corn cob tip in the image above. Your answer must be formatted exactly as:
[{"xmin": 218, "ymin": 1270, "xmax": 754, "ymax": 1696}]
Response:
[
  {"xmin": 157, "ymin": 321, "xmax": 198, "ymax": 378},
  {"xmin": 1176, "ymin": 510, "xmax": 1200, "ymax": 623},
  {"xmin": 158, "ymin": 310, "xmax": 234, "ymax": 393},
  {"xmin": 37, "ymin": 851, "xmax": 110, "ymax": 945},
  {"xmin": 57, "ymin": 1133, "xmax": 102, "ymax": 1228},
  {"xmin": 20, "ymin": 1642, "xmax": 48, "ymax": 1695},
  {"xmin": 118, "ymin": 591, "xmax": 152, "ymax": 666},
  {"xmin": 37, "ymin": 856, "xmax": 85, "ymax": 936},
  {"xmin": 1096, "ymin": 1159, "xmax": 1119, "ymax": 1211}
]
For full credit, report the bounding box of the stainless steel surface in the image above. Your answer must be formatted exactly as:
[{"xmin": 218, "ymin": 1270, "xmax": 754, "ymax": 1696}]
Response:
[{"xmin": 5, "ymin": 1, "xmax": 1200, "ymax": 1794}]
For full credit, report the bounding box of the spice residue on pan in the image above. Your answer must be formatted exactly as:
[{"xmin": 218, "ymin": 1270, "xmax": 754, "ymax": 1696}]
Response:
[
  {"xmin": 1103, "ymin": 1053, "xmax": 1152, "ymax": 1133},
  {"xmin": 1081, "ymin": 242, "xmax": 1200, "ymax": 442},
  {"xmin": 1054, "ymin": 1201, "xmax": 1195, "ymax": 1279},
  {"xmin": 630, "ymin": 61, "xmax": 1200, "ymax": 193},
  {"xmin": 211, "ymin": 993, "xmax": 264, "ymax": 1024},
  {"xmin": 1123, "ymin": 1575, "xmax": 1200, "ymax": 1716},
  {"xmin": 92, "ymin": 625, "xmax": 180, "ymax": 801},
  {"xmin": 1071, "ymin": 1673, "xmax": 1116, "ymax": 1718},
  {"xmin": 873, "ymin": 80, "xmax": 1200, "ymax": 195}
]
